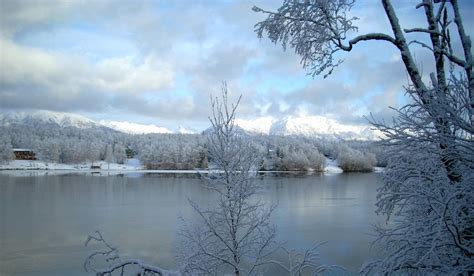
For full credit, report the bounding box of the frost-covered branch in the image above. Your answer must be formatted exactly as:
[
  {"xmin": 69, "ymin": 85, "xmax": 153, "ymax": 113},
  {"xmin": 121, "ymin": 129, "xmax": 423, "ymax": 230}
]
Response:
[
  {"xmin": 253, "ymin": 0, "xmax": 359, "ymax": 77},
  {"xmin": 268, "ymin": 244, "xmax": 344, "ymax": 275},
  {"xmin": 178, "ymin": 83, "xmax": 276, "ymax": 275},
  {"xmin": 84, "ymin": 231, "xmax": 180, "ymax": 276},
  {"xmin": 338, "ymin": 33, "xmax": 396, "ymax": 51},
  {"xmin": 404, "ymin": 27, "xmax": 438, "ymax": 35},
  {"xmin": 365, "ymin": 75, "xmax": 473, "ymax": 273}
]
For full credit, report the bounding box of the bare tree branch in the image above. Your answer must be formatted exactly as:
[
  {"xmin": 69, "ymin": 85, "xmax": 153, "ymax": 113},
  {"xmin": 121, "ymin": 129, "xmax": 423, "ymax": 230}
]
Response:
[
  {"xmin": 177, "ymin": 83, "xmax": 276, "ymax": 275},
  {"xmin": 84, "ymin": 231, "xmax": 180, "ymax": 276}
]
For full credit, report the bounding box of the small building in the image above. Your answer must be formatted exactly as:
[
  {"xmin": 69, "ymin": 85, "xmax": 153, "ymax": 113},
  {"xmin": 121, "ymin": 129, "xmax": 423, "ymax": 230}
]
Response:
[{"xmin": 13, "ymin": 149, "xmax": 37, "ymax": 160}]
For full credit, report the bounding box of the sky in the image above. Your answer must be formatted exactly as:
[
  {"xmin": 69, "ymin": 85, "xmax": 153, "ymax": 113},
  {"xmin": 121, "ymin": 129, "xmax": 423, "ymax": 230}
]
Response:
[{"xmin": 0, "ymin": 0, "xmax": 473, "ymax": 132}]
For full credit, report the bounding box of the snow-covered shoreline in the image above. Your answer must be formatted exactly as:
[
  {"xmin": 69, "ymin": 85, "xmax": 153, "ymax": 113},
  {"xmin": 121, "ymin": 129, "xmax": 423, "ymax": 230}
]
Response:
[
  {"xmin": 324, "ymin": 157, "xmax": 343, "ymax": 174},
  {"xmin": 0, "ymin": 160, "xmax": 143, "ymax": 171},
  {"xmin": 0, "ymin": 159, "xmax": 383, "ymax": 176}
]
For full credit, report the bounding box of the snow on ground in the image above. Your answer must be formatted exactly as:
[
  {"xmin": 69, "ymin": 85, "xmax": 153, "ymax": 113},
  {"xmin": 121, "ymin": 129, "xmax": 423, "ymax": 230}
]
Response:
[
  {"xmin": 0, "ymin": 157, "xmax": 376, "ymax": 175},
  {"xmin": 324, "ymin": 157, "xmax": 343, "ymax": 174},
  {"xmin": 0, "ymin": 159, "xmax": 213, "ymax": 177},
  {"xmin": 0, "ymin": 169, "xmax": 209, "ymax": 177},
  {"xmin": 0, "ymin": 159, "xmax": 144, "ymax": 171},
  {"xmin": 99, "ymin": 120, "xmax": 172, "ymax": 134},
  {"xmin": 374, "ymin": 167, "xmax": 385, "ymax": 173}
]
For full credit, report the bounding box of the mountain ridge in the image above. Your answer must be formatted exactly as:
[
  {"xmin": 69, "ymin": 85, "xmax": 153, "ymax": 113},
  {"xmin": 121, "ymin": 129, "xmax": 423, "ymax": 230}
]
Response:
[
  {"xmin": 266, "ymin": 115, "xmax": 379, "ymax": 140},
  {"xmin": 0, "ymin": 110, "xmax": 97, "ymax": 129},
  {"xmin": 0, "ymin": 110, "xmax": 380, "ymax": 139}
]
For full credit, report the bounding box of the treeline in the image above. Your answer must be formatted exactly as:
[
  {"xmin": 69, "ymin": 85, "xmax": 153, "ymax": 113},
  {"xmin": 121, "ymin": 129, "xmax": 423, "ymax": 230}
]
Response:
[{"xmin": 0, "ymin": 123, "xmax": 387, "ymax": 172}]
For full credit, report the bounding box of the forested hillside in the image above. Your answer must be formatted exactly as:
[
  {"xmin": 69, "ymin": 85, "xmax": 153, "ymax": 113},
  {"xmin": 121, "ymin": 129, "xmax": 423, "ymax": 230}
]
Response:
[{"xmin": 0, "ymin": 122, "xmax": 385, "ymax": 172}]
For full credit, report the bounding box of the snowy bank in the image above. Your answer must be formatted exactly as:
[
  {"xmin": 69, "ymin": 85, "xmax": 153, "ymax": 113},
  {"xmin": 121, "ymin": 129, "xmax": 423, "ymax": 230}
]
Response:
[
  {"xmin": 0, "ymin": 158, "xmax": 381, "ymax": 176},
  {"xmin": 324, "ymin": 158, "xmax": 343, "ymax": 174},
  {"xmin": 0, "ymin": 159, "xmax": 143, "ymax": 171}
]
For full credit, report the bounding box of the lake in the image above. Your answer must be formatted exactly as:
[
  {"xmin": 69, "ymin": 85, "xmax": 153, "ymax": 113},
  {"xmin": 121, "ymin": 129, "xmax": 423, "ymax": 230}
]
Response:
[{"xmin": 0, "ymin": 171, "xmax": 383, "ymax": 275}]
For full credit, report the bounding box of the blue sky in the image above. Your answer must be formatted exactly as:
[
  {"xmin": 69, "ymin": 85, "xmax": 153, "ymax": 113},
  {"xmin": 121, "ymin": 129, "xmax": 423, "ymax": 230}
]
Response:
[{"xmin": 0, "ymin": 0, "xmax": 473, "ymax": 131}]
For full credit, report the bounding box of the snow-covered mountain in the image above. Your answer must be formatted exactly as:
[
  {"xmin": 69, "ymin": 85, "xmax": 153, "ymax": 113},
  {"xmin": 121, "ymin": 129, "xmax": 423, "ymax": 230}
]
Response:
[
  {"xmin": 177, "ymin": 126, "xmax": 197, "ymax": 134},
  {"xmin": 0, "ymin": 110, "xmax": 380, "ymax": 139},
  {"xmin": 236, "ymin": 115, "xmax": 380, "ymax": 140},
  {"xmin": 235, "ymin": 117, "xmax": 274, "ymax": 134},
  {"xmin": 99, "ymin": 120, "xmax": 172, "ymax": 134},
  {"xmin": 0, "ymin": 110, "xmax": 98, "ymax": 129},
  {"xmin": 269, "ymin": 116, "xmax": 378, "ymax": 140},
  {"xmin": 0, "ymin": 110, "xmax": 175, "ymax": 135}
]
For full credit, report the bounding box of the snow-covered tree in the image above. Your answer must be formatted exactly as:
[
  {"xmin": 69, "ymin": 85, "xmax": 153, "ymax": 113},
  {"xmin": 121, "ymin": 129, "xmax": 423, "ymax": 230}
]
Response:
[
  {"xmin": 0, "ymin": 134, "xmax": 13, "ymax": 162},
  {"xmin": 364, "ymin": 74, "xmax": 474, "ymax": 274},
  {"xmin": 113, "ymin": 143, "xmax": 127, "ymax": 164},
  {"xmin": 337, "ymin": 145, "xmax": 376, "ymax": 172},
  {"xmin": 256, "ymin": 136, "xmax": 326, "ymax": 171},
  {"xmin": 255, "ymin": 0, "xmax": 473, "ymax": 273},
  {"xmin": 178, "ymin": 84, "xmax": 276, "ymax": 275},
  {"xmin": 41, "ymin": 140, "xmax": 61, "ymax": 163},
  {"xmin": 104, "ymin": 144, "xmax": 113, "ymax": 170}
]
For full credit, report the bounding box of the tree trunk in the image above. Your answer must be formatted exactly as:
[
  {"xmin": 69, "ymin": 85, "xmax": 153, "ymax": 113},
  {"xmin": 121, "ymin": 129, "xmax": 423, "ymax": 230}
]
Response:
[
  {"xmin": 382, "ymin": 0, "xmax": 461, "ymax": 182},
  {"xmin": 451, "ymin": 0, "xmax": 474, "ymax": 114}
]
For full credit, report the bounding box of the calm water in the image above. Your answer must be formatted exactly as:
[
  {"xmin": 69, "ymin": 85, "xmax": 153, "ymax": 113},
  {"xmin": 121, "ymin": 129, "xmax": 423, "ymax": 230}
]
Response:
[{"xmin": 0, "ymin": 171, "xmax": 383, "ymax": 275}]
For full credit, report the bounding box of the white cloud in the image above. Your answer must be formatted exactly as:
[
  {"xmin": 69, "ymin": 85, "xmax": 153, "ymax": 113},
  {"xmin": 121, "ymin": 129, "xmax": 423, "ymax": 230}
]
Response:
[
  {"xmin": 0, "ymin": 38, "xmax": 174, "ymax": 111},
  {"xmin": 96, "ymin": 55, "xmax": 174, "ymax": 93}
]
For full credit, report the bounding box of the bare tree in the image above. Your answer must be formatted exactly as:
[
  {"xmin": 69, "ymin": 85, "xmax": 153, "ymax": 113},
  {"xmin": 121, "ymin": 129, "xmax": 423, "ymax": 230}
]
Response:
[
  {"xmin": 82, "ymin": 86, "xmax": 335, "ymax": 275},
  {"xmin": 254, "ymin": 0, "xmax": 473, "ymax": 273},
  {"xmin": 178, "ymin": 83, "xmax": 276, "ymax": 275},
  {"xmin": 82, "ymin": 86, "xmax": 338, "ymax": 275}
]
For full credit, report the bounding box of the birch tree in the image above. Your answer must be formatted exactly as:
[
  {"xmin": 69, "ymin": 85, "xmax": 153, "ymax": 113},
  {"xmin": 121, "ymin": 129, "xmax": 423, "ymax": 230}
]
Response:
[
  {"xmin": 254, "ymin": 0, "xmax": 473, "ymax": 273},
  {"xmin": 178, "ymin": 83, "xmax": 276, "ymax": 275}
]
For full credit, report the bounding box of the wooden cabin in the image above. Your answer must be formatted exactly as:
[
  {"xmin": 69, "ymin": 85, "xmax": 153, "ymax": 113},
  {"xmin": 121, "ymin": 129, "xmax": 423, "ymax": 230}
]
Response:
[{"xmin": 13, "ymin": 149, "xmax": 37, "ymax": 160}]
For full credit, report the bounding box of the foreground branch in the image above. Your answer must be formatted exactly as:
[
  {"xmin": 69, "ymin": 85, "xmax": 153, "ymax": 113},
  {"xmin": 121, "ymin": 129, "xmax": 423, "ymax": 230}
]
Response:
[{"xmin": 84, "ymin": 231, "xmax": 180, "ymax": 276}]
